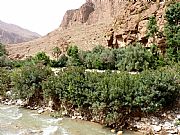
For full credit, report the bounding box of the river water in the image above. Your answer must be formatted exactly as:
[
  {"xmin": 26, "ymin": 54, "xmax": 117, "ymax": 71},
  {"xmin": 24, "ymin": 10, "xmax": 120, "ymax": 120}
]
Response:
[{"xmin": 0, "ymin": 104, "xmax": 142, "ymax": 135}]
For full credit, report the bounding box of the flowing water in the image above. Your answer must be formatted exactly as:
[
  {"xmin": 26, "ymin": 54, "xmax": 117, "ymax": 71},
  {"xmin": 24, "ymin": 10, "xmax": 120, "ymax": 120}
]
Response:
[{"xmin": 0, "ymin": 104, "xmax": 142, "ymax": 135}]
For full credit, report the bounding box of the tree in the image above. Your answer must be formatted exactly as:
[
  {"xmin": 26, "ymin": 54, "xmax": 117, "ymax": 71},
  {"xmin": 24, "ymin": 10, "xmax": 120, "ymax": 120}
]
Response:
[
  {"xmin": 0, "ymin": 43, "xmax": 12, "ymax": 67},
  {"xmin": 52, "ymin": 46, "xmax": 62, "ymax": 60},
  {"xmin": 67, "ymin": 46, "xmax": 81, "ymax": 66},
  {"xmin": 12, "ymin": 64, "xmax": 52, "ymax": 105},
  {"xmin": 146, "ymin": 15, "xmax": 158, "ymax": 44},
  {"xmin": 0, "ymin": 43, "xmax": 7, "ymax": 57},
  {"xmin": 0, "ymin": 68, "xmax": 11, "ymax": 97},
  {"xmin": 33, "ymin": 52, "xmax": 50, "ymax": 65},
  {"xmin": 67, "ymin": 45, "xmax": 79, "ymax": 58},
  {"xmin": 50, "ymin": 54, "xmax": 68, "ymax": 67},
  {"xmin": 164, "ymin": 2, "xmax": 180, "ymax": 61}
]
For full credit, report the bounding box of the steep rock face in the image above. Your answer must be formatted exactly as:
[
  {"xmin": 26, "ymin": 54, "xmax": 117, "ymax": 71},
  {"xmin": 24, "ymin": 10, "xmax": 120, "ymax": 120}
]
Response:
[
  {"xmin": 6, "ymin": 0, "xmax": 179, "ymax": 59},
  {"xmin": 60, "ymin": 1, "xmax": 95, "ymax": 28},
  {"xmin": 60, "ymin": 0, "xmax": 129, "ymax": 28},
  {"xmin": 104, "ymin": 1, "xmax": 167, "ymax": 48},
  {"xmin": 0, "ymin": 20, "xmax": 41, "ymax": 44}
]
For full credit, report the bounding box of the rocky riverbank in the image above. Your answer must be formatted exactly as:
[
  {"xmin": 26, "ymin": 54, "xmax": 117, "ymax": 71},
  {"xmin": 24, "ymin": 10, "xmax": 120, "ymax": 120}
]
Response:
[
  {"xmin": 1, "ymin": 90, "xmax": 180, "ymax": 135},
  {"xmin": 132, "ymin": 111, "xmax": 180, "ymax": 135}
]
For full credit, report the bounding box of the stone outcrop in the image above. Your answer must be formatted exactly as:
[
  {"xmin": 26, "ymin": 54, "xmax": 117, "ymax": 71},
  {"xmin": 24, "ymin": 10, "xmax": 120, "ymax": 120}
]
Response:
[
  {"xmin": 60, "ymin": 1, "xmax": 95, "ymax": 28},
  {"xmin": 6, "ymin": 0, "xmax": 180, "ymax": 59},
  {"xmin": 104, "ymin": 1, "xmax": 166, "ymax": 48}
]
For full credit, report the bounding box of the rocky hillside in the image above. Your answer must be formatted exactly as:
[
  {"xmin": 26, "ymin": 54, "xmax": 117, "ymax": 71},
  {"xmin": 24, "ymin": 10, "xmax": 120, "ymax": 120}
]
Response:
[
  {"xmin": 0, "ymin": 20, "xmax": 41, "ymax": 44},
  {"xmin": 6, "ymin": 0, "xmax": 179, "ymax": 59}
]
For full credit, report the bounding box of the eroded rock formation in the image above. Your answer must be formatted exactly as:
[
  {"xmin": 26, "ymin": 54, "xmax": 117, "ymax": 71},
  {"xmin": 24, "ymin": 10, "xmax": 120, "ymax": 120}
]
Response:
[{"xmin": 6, "ymin": 0, "xmax": 180, "ymax": 59}]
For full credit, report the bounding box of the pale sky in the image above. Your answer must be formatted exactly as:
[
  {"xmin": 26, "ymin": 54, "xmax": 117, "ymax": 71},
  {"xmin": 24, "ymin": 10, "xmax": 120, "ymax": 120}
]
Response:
[{"xmin": 0, "ymin": 0, "xmax": 86, "ymax": 36}]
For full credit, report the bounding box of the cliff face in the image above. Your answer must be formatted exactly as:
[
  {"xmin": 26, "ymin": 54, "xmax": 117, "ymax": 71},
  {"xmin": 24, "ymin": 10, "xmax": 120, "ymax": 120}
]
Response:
[
  {"xmin": 60, "ymin": 0, "xmax": 128, "ymax": 28},
  {"xmin": 0, "ymin": 20, "xmax": 41, "ymax": 44},
  {"xmin": 60, "ymin": 0, "xmax": 168, "ymax": 48},
  {"xmin": 6, "ymin": 0, "xmax": 179, "ymax": 59},
  {"xmin": 60, "ymin": 2, "xmax": 95, "ymax": 28}
]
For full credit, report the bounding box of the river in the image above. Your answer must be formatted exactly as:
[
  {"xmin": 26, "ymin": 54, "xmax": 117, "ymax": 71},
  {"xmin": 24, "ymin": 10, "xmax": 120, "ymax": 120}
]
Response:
[{"xmin": 0, "ymin": 104, "xmax": 142, "ymax": 135}]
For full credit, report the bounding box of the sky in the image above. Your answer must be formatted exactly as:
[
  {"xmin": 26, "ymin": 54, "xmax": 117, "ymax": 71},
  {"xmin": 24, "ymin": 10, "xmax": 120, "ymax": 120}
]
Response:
[{"xmin": 0, "ymin": 0, "xmax": 86, "ymax": 36}]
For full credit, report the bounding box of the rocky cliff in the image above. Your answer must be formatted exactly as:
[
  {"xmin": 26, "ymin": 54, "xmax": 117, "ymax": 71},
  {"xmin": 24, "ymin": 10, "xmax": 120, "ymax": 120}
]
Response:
[
  {"xmin": 6, "ymin": 0, "xmax": 179, "ymax": 59},
  {"xmin": 0, "ymin": 20, "xmax": 41, "ymax": 44}
]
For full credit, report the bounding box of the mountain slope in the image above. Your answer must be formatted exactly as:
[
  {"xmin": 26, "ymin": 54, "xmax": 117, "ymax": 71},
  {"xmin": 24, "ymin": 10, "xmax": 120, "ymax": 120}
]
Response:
[
  {"xmin": 0, "ymin": 20, "xmax": 41, "ymax": 44},
  {"xmin": 6, "ymin": 0, "xmax": 179, "ymax": 59}
]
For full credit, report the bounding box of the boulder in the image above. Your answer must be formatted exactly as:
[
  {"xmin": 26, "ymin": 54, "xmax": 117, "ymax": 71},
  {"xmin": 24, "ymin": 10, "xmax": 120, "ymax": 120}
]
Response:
[
  {"xmin": 117, "ymin": 131, "xmax": 123, "ymax": 135},
  {"xmin": 151, "ymin": 125, "xmax": 161, "ymax": 132},
  {"xmin": 37, "ymin": 108, "xmax": 44, "ymax": 114}
]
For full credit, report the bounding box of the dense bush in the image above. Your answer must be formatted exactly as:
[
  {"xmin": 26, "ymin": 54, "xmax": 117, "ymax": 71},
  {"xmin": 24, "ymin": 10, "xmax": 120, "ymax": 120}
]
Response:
[
  {"xmin": 33, "ymin": 52, "xmax": 51, "ymax": 65},
  {"xmin": 50, "ymin": 54, "xmax": 68, "ymax": 67},
  {"xmin": 146, "ymin": 15, "xmax": 158, "ymax": 44},
  {"xmin": 42, "ymin": 65, "xmax": 180, "ymax": 128},
  {"xmin": 0, "ymin": 43, "xmax": 12, "ymax": 67},
  {"xmin": 12, "ymin": 52, "xmax": 52, "ymax": 68},
  {"xmin": 0, "ymin": 43, "xmax": 6, "ymax": 57},
  {"xmin": 0, "ymin": 68, "xmax": 11, "ymax": 97},
  {"xmin": 11, "ymin": 64, "xmax": 53, "ymax": 105},
  {"xmin": 52, "ymin": 46, "xmax": 62, "ymax": 60},
  {"xmin": 164, "ymin": 2, "xmax": 180, "ymax": 61},
  {"xmin": 115, "ymin": 44, "xmax": 152, "ymax": 71},
  {"xmin": 66, "ymin": 44, "xmax": 165, "ymax": 71},
  {"xmin": 83, "ymin": 46, "xmax": 116, "ymax": 70},
  {"xmin": 67, "ymin": 46, "xmax": 82, "ymax": 66},
  {"xmin": 0, "ymin": 56, "xmax": 12, "ymax": 67}
]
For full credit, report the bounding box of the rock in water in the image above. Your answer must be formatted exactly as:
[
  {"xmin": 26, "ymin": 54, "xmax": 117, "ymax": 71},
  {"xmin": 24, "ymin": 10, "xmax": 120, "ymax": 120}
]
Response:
[
  {"xmin": 117, "ymin": 131, "xmax": 123, "ymax": 135},
  {"xmin": 37, "ymin": 109, "xmax": 44, "ymax": 114},
  {"xmin": 152, "ymin": 125, "xmax": 161, "ymax": 132},
  {"xmin": 16, "ymin": 99, "xmax": 24, "ymax": 106},
  {"xmin": 111, "ymin": 129, "xmax": 116, "ymax": 133}
]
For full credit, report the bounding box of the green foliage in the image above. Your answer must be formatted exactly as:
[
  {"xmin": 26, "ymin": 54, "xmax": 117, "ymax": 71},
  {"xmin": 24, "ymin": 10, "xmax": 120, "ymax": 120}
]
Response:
[
  {"xmin": 50, "ymin": 54, "xmax": 68, "ymax": 67},
  {"xmin": 11, "ymin": 64, "xmax": 53, "ymax": 105},
  {"xmin": 165, "ymin": 2, "xmax": 180, "ymax": 26},
  {"xmin": 12, "ymin": 52, "xmax": 51, "ymax": 68},
  {"xmin": 67, "ymin": 46, "xmax": 82, "ymax": 66},
  {"xmin": 0, "ymin": 56, "xmax": 12, "ymax": 68},
  {"xmin": 147, "ymin": 15, "xmax": 158, "ymax": 40},
  {"xmin": 92, "ymin": 45, "xmax": 105, "ymax": 54},
  {"xmin": 0, "ymin": 43, "xmax": 6, "ymax": 57},
  {"xmin": 115, "ymin": 43, "xmax": 153, "ymax": 71},
  {"xmin": 42, "ymin": 65, "xmax": 180, "ymax": 128},
  {"xmin": 52, "ymin": 46, "xmax": 62, "ymax": 60},
  {"xmin": 66, "ymin": 44, "xmax": 166, "ymax": 71},
  {"xmin": 0, "ymin": 43, "xmax": 12, "ymax": 68},
  {"xmin": 80, "ymin": 46, "xmax": 115, "ymax": 70},
  {"xmin": 11, "ymin": 57, "xmax": 34, "ymax": 68},
  {"xmin": 67, "ymin": 45, "xmax": 79, "ymax": 58},
  {"xmin": 164, "ymin": 2, "xmax": 180, "ymax": 61},
  {"xmin": 33, "ymin": 52, "xmax": 51, "ymax": 65},
  {"xmin": 0, "ymin": 68, "xmax": 11, "ymax": 96}
]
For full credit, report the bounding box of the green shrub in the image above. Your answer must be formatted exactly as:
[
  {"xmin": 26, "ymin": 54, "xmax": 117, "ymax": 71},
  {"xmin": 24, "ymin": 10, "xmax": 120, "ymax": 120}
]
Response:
[
  {"xmin": 50, "ymin": 54, "xmax": 68, "ymax": 67},
  {"xmin": 11, "ymin": 64, "xmax": 53, "ymax": 105},
  {"xmin": 52, "ymin": 46, "xmax": 62, "ymax": 60},
  {"xmin": 115, "ymin": 43, "xmax": 153, "ymax": 71},
  {"xmin": 146, "ymin": 15, "xmax": 158, "ymax": 44},
  {"xmin": 0, "ymin": 56, "xmax": 12, "ymax": 68},
  {"xmin": 67, "ymin": 46, "xmax": 82, "ymax": 66},
  {"xmin": 164, "ymin": 2, "xmax": 180, "ymax": 61},
  {"xmin": 33, "ymin": 52, "xmax": 51, "ymax": 65},
  {"xmin": 0, "ymin": 43, "xmax": 6, "ymax": 57},
  {"xmin": 42, "ymin": 65, "xmax": 180, "ymax": 128},
  {"xmin": 67, "ymin": 46, "xmax": 79, "ymax": 58},
  {"xmin": 0, "ymin": 43, "xmax": 13, "ymax": 68},
  {"xmin": 133, "ymin": 68, "xmax": 179, "ymax": 112},
  {"xmin": 0, "ymin": 68, "xmax": 11, "ymax": 97},
  {"xmin": 82, "ymin": 47, "xmax": 115, "ymax": 70}
]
